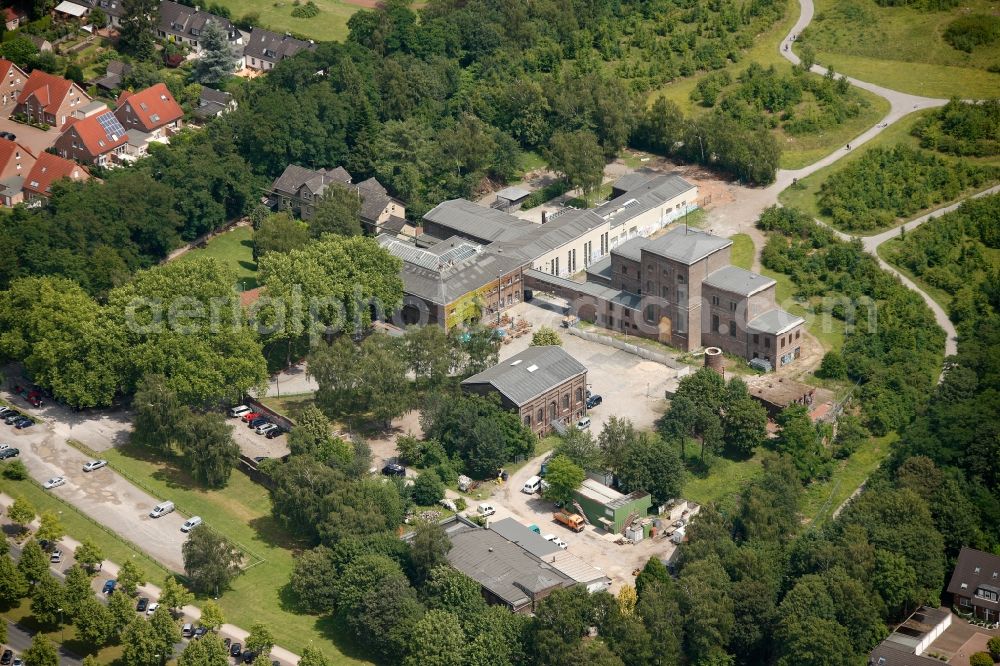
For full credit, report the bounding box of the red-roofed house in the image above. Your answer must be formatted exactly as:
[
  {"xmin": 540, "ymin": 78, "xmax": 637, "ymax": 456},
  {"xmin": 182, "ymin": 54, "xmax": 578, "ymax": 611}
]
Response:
[
  {"xmin": 0, "ymin": 59, "xmax": 27, "ymax": 106},
  {"xmin": 0, "ymin": 138, "xmax": 36, "ymax": 207},
  {"xmin": 54, "ymin": 110, "xmax": 129, "ymax": 165},
  {"xmin": 14, "ymin": 69, "xmax": 91, "ymax": 128},
  {"xmin": 22, "ymin": 152, "xmax": 89, "ymax": 202},
  {"xmin": 114, "ymin": 83, "xmax": 183, "ymax": 138},
  {"xmin": 3, "ymin": 7, "xmax": 26, "ymax": 31}
]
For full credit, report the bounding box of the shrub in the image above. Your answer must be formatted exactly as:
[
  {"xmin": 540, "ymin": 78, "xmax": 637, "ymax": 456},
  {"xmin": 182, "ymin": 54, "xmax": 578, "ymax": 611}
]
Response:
[
  {"xmin": 412, "ymin": 471, "xmax": 445, "ymax": 506},
  {"xmin": 291, "ymin": 0, "xmax": 319, "ymax": 18},
  {"xmin": 969, "ymin": 652, "xmax": 993, "ymax": 666},
  {"xmin": 988, "ymin": 636, "xmax": 1000, "ymax": 661},
  {"xmin": 944, "ymin": 15, "xmax": 1000, "ymax": 53},
  {"xmin": 1, "ymin": 459, "xmax": 28, "ymax": 480},
  {"xmin": 816, "ymin": 351, "xmax": 847, "ymax": 380}
]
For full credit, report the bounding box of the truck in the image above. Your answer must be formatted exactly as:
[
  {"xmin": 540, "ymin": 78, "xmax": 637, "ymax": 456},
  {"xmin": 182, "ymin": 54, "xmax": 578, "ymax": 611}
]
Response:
[{"xmin": 553, "ymin": 510, "xmax": 585, "ymax": 532}]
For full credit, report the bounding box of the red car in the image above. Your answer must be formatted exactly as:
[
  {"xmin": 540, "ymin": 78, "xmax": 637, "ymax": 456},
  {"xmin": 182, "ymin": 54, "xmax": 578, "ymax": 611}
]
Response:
[
  {"xmin": 27, "ymin": 390, "xmax": 43, "ymax": 408},
  {"xmin": 241, "ymin": 412, "xmax": 261, "ymax": 422}
]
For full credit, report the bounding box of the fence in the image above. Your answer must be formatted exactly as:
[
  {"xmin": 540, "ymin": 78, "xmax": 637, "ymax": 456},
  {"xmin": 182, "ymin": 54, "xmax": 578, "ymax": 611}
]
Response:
[{"xmin": 567, "ymin": 327, "xmax": 690, "ymax": 373}]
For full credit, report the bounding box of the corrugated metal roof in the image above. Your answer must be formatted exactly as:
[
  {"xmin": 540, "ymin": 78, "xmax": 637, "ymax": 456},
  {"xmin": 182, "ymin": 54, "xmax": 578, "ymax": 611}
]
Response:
[
  {"xmin": 610, "ymin": 236, "xmax": 649, "ymax": 262},
  {"xmin": 496, "ymin": 186, "xmax": 531, "ymax": 201},
  {"xmin": 595, "ymin": 174, "xmax": 696, "ymax": 228},
  {"xmin": 461, "ymin": 345, "xmax": 586, "ymax": 407},
  {"xmin": 490, "ymin": 518, "xmax": 561, "ymax": 558},
  {"xmin": 523, "ymin": 269, "xmax": 642, "ymax": 310},
  {"xmin": 702, "ymin": 265, "xmax": 775, "ymax": 296}
]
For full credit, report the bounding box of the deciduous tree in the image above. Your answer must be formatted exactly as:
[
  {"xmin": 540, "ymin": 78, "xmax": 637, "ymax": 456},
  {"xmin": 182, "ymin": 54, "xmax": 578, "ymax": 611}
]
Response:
[
  {"xmin": 245, "ymin": 623, "xmax": 275, "ymax": 658},
  {"xmin": 118, "ymin": 0, "xmax": 158, "ymax": 60},
  {"xmin": 547, "ymin": 130, "xmax": 605, "ymax": 201},
  {"xmin": 409, "ymin": 522, "xmax": 451, "ymax": 583},
  {"xmin": 35, "ymin": 511, "xmax": 63, "ymax": 543},
  {"xmin": 117, "ymin": 560, "xmax": 145, "ymax": 596},
  {"xmin": 30, "ymin": 574, "xmax": 65, "ymax": 627},
  {"xmin": 253, "ymin": 213, "xmax": 310, "ymax": 259},
  {"xmin": 74, "ymin": 538, "xmax": 104, "ymax": 572},
  {"xmin": 310, "ymin": 184, "xmax": 363, "ymax": 238},
  {"xmin": 542, "ymin": 455, "xmax": 585, "ymax": 506},
  {"xmin": 199, "ymin": 599, "xmax": 225, "ymax": 631},
  {"xmin": 75, "ymin": 596, "xmax": 115, "ymax": 647},
  {"xmin": 21, "ymin": 634, "xmax": 57, "ymax": 666},
  {"xmin": 182, "ymin": 529, "xmax": 243, "ymax": 595},
  {"xmin": 0, "ymin": 554, "xmax": 27, "ymax": 603},
  {"xmin": 404, "ymin": 610, "xmax": 465, "ymax": 666},
  {"xmin": 181, "ymin": 412, "xmax": 239, "ymax": 488},
  {"xmin": 530, "ymin": 327, "xmax": 561, "ymax": 346},
  {"xmin": 8, "ymin": 497, "xmax": 35, "ymax": 532},
  {"xmin": 17, "ymin": 540, "xmax": 48, "ymax": 585}
]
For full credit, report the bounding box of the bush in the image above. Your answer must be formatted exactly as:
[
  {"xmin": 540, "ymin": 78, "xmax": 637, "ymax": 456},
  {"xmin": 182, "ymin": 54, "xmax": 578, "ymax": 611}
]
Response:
[
  {"xmin": 944, "ymin": 15, "xmax": 1000, "ymax": 53},
  {"xmin": 290, "ymin": 0, "xmax": 319, "ymax": 18},
  {"xmin": 988, "ymin": 636, "xmax": 1000, "ymax": 661},
  {"xmin": 969, "ymin": 652, "xmax": 993, "ymax": 666},
  {"xmin": 911, "ymin": 99, "xmax": 1000, "ymax": 158},
  {"xmin": 1, "ymin": 459, "xmax": 28, "ymax": 480},
  {"xmin": 816, "ymin": 351, "xmax": 847, "ymax": 379},
  {"xmin": 453, "ymin": 498, "xmax": 467, "ymax": 512},
  {"xmin": 412, "ymin": 471, "xmax": 445, "ymax": 506}
]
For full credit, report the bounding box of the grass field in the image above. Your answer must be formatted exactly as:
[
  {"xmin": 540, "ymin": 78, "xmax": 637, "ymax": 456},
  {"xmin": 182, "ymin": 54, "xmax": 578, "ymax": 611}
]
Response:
[
  {"xmin": 0, "ymin": 475, "xmax": 171, "ymax": 583},
  {"xmin": 800, "ymin": 433, "xmax": 897, "ymax": 527},
  {"xmin": 682, "ymin": 450, "xmax": 765, "ymax": 507},
  {"xmin": 213, "ymin": 0, "xmax": 359, "ymax": 42},
  {"xmin": 728, "ymin": 233, "xmax": 755, "ymax": 270},
  {"xmin": 68, "ymin": 442, "xmax": 368, "ymax": 665},
  {"xmin": 778, "ymin": 109, "xmax": 1000, "ymax": 233},
  {"xmin": 802, "ymin": 0, "xmax": 1000, "ymax": 99},
  {"xmin": 176, "ymin": 226, "xmax": 258, "ymax": 290}
]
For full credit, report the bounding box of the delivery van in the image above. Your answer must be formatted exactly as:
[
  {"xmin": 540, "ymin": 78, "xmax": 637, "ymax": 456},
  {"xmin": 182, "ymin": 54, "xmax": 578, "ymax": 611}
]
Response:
[{"xmin": 522, "ymin": 475, "xmax": 542, "ymax": 494}]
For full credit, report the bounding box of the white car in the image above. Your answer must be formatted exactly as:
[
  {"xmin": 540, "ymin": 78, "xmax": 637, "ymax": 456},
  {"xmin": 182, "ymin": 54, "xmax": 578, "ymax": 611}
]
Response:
[
  {"xmin": 146, "ymin": 603, "xmax": 159, "ymax": 615},
  {"xmin": 181, "ymin": 516, "xmax": 203, "ymax": 533},
  {"xmin": 82, "ymin": 459, "xmax": 108, "ymax": 472},
  {"xmin": 43, "ymin": 476, "xmax": 66, "ymax": 489},
  {"xmin": 477, "ymin": 504, "xmax": 496, "ymax": 517},
  {"xmin": 551, "ymin": 537, "xmax": 568, "ymax": 550},
  {"xmin": 255, "ymin": 423, "xmax": 278, "ymax": 436},
  {"xmin": 229, "ymin": 405, "xmax": 251, "ymax": 418},
  {"xmin": 0, "ymin": 443, "xmax": 10, "ymax": 451},
  {"xmin": 50, "ymin": 548, "xmax": 62, "ymax": 563}
]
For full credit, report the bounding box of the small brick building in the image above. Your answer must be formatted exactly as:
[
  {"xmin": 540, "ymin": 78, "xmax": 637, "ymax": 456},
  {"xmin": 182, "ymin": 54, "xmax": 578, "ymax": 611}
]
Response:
[{"xmin": 461, "ymin": 345, "xmax": 587, "ymax": 436}]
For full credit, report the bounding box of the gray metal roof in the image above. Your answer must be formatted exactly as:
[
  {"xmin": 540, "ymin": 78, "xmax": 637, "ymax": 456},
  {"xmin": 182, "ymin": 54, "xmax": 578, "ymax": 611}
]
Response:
[
  {"xmin": 446, "ymin": 524, "xmax": 573, "ymax": 610},
  {"xmin": 496, "ymin": 186, "xmax": 531, "ymax": 201},
  {"xmin": 612, "ymin": 172, "xmax": 659, "ymax": 193},
  {"xmin": 642, "ymin": 226, "xmax": 732, "ymax": 265},
  {"xmin": 595, "ymin": 174, "xmax": 696, "ymax": 228},
  {"xmin": 490, "ymin": 518, "xmax": 561, "ymax": 558},
  {"xmin": 610, "ymin": 236, "xmax": 649, "ymax": 262},
  {"xmin": 494, "ymin": 208, "xmax": 606, "ymax": 262},
  {"xmin": 585, "ymin": 256, "xmax": 612, "ymax": 284},
  {"xmin": 424, "ymin": 199, "xmax": 529, "ymax": 244},
  {"xmin": 461, "ymin": 345, "xmax": 587, "ymax": 407},
  {"xmin": 270, "ymin": 165, "xmax": 353, "ymax": 198},
  {"xmin": 523, "ymin": 268, "xmax": 642, "ymax": 310},
  {"xmin": 747, "ymin": 308, "xmax": 805, "ymax": 335},
  {"xmin": 702, "ymin": 266, "xmax": 775, "ymax": 296}
]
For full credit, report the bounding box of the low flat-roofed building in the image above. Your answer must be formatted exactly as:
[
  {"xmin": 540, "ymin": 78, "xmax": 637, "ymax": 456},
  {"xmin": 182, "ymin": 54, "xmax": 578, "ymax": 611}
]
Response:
[
  {"xmin": 868, "ymin": 606, "xmax": 951, "ymax": 665},
  {"xmin": 573, "ymin": 478, "xmax": 651, "ymax": 533},
  {"xmin": 493, "ymin": 185, "xmax": 531, "ymax": 212},
  {"xmin": 461, "ymin": 345, "xmax": 587, "ymax": 436},
  {"xmin": 745, "ymin": 376, "xmax": 816, "ymax": 418}
]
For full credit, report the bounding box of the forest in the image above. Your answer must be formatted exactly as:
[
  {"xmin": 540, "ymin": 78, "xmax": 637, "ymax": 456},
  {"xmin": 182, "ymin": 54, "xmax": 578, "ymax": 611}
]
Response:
[
  {"xmin": 816, "ymin": 145, "xmax": 997, "ymax": 231},
  {"xmin": 911, "ymin": 99, "xmax": 1000, "ymax": 157}
]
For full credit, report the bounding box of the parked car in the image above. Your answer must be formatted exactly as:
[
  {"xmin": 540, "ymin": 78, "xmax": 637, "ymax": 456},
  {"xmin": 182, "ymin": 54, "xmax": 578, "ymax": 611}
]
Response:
[
  {"xmin": 230, "ymin": 643, "xmax": 243, "ymax": 658},
  {"xmin": 265, "ymin": 427, "xmax": 286, "ymax": 439},
  {"xmin": 1, "ymin": 649, "xmax": 12, "ymax": 665},
  {"xmin": 182, "ymin": 623, "xmax": 194, "ymax": 638},
  {"xmin": 146, "ymin": 602, "xmax": 159, "ymax": 615},
  {"xmin": 11, "ymin": 659, "xmax": 21, "ymax": 666},
  {"xmin": 242, "ymin": 650, "xmax": 255, "ymax": 664},
  {"xmin": 381, "ymin": 462, "xmax": 406, "ymax": 477},
  {"xmin": 477, "ymin": 504, "xmax": 496, "ymax": 517},
  {"xmin": 586, "ymin": 394, "xmax": 603, "ymax": 409},
  {"xmin": 83, "ymin": 459, "xmax": 108, "ymax": 472},
  {"xmin": 15, "ymin": 417, "xmax": 33, "ymax": 429},
  {"xmin": 181, "ymin": 516, "xmax": 202, "ymax": 533},
  {"xmin": 102, "ymin": 579, "xmax": 117, "ymax": 594},
  {"xmin": 240, "ymin": 412, "xmax": 261, "ymax": 423},
  {"xmin": 551, "ymin": 537, "xmax": 568, "ymax": 550},
  {"xmin": 0, "ymin": 448, "xmax": 19, "ymax": 460},
  {"xmin": 43, "ymin": 476, "xmax": 66, "ymax": 490},
  {"xmin": 149, "ymin": 501, "xmax": 175, "ymax": 518},
  {"xmin": 229, "ymin": 405, "xmax": 252, "ymax": 418},
  {"xmin": 255, "ymin": 423, "xmax": 278, "ymax": 436},
  {"xmin": 0, "ymin": 406, "xmax": 13, "ymax": 416},
  {"xmin": 194, "ymin": 626, "xmax": 208, "ymax": 639},
  {"xmin": 50, "ymin": 548, "xmax": 62, "ymax": 563},
  {"xmin": 136, "ymin": 597, "xmax": 149, "ymax": 612},
  {"xmin": 247, "ymin": 417, "xmax": 269, "ymax": 429},
  {"xmin": 3, "ymin": 412, "xmax": 22, "ymax": 424},
  {"xmin": 576, "ymin": 416, "xmax": 592, "ymax": 430}
]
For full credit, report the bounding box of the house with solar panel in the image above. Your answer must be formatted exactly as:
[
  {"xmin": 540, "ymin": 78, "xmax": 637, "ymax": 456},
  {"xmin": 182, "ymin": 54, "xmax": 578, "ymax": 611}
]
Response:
[{"xmin": 55, "ymin": 105, "xmax": 129, "ymax": 166}]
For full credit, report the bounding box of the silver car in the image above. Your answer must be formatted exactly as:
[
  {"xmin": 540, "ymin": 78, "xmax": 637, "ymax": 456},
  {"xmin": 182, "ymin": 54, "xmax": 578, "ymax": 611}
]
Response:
[{"xmin": 82, "ymin": 459, "xmax": 108, "ymax": 472}]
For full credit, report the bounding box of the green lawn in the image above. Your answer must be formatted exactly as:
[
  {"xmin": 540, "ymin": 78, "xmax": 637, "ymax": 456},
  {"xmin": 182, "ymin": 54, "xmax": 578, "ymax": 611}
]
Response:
[
  {"xmin": 682, "ymin": 450, "xmax": 766, "ymax": 507},
  {"xmin": 211, "ymin": 0, "xmax": 360, "ymax": 42},
  {"xmin": 176, "ymin": 226, "xmax": 258, "ymax": 290},
  {"xmin": 66, "ymin": 442, "xmax": 369, "ymax": 665},
  {"xmin": 802, "ymin": 0, "xmax": 1000, "ymax": 99},
  {"xmin": 778, "ymin": 109, "xmax": 1000, "ymax": 233},
  {"xmin": 260, "ymin": 392, "xmax": 316, "ymax": 417},
  {"xmin": 758, "ymin": 264, "xmax": 846, "ymax": 353},
  {"xmin": 799, "ymin": 433, "xmax": 897, "ymax": 527},
  {"xmin": 728, "ymin": 233, "xmax": 755, "ymax": 270},
  {"xmin": 0, "ymin": 475, "xmax": 170, "ymax": 584},
  {"xmin": 566, "ymin": 183, "xmax": 614, "ymax": 208},
  {"xmin": 1, "ymin": 598, "xmax": 125, "ymax": 664}
]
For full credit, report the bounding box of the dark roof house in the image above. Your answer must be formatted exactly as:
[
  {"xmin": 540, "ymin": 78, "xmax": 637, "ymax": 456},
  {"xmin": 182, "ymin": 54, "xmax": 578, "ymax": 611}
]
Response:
[
  {"xmin": 157, "ymin": 0, "xmax": 243, "ymax": 52},
  {"xmin": 242, "ymin": 27, "xmax": 315, "ymax": 70},
  {"xmin": 947, "ymin": 547, "xmax": 1000, "ymax": 621},
  {"xmin": 461, "ymin": 345, "xmax": 587, "ymax": 408},
  {"xmin": 93, "ymin": 60, "xmax": 131, "ymax": 91},
  {"xmin": 192, "ymin": 86, "xmax": 236, "ymax": 120},
  {"xmin": 867, "ymin": 606, "xmax": 952, "ymax": 666}
]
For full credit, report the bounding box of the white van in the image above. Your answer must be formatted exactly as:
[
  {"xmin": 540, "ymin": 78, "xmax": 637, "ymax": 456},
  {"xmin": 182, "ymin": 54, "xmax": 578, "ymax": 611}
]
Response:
[
  {"xmin": 181, "ymin": 516, "xmax": 202, "ymax": 533},
  {"xmin": 149, "ymin": 501, "xmax": 175, "ymax": 518},
  {"xmin": 477, "ymin": 504, "xmax": 496, "ymax": 517},
  {"xmin": 522, "ymin": 475, "xmax": 542, "ymax": 494},
  {"xmin": 229, "ymin": 405, "xmax": 251, "ymax": 418},
  {"xmin": 576, "ymin": 417, "xmax": 592, "ymax": 430}
]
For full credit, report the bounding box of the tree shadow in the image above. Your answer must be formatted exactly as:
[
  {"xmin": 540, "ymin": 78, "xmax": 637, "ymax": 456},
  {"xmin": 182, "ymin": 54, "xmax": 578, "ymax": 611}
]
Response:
[
  {"xmin": 313, "ymin": 614, "xmax": 370, "ymax": 662},
  {"xmin": 246, "ymin": 515, "xmax": 304, "ymax": 552}
]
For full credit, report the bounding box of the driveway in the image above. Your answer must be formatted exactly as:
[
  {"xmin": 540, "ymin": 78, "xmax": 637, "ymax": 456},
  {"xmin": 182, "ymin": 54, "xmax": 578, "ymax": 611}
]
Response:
[
  {"xmin": 0, "ymin": 97, "xmax": 60, "ymax": 155},
  {"xmin": 1, "ymin": 389, "xmax": 187, "ymax": 571}
]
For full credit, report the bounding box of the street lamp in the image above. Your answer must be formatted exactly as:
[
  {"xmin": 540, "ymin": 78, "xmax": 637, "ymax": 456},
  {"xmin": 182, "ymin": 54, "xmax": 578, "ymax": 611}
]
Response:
[
  {"xmin": 58, "ymin": 607, "xmax": 64, "ymax": 642},
  {"xmin": 695, "ymin": 135, "xmax": 705, "ymax": 163}
]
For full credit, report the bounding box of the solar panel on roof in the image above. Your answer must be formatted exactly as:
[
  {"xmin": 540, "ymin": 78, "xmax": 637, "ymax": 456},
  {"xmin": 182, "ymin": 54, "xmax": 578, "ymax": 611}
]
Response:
[{"xmin": 96, "ymin": 112, "xmax": 125, "ymax": 142}]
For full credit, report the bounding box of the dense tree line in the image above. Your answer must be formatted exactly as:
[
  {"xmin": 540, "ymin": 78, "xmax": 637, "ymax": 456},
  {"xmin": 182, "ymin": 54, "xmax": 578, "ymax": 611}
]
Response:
[
  {"xmin": 911, "ymin": 99, "xmax": 1000, "ymax": 157},
  {"xmin": 881, "ymin": 194, "xmax": 1000, "ymax": 330},
  {"xmin": 817, "ymin": 144, "xmax": 997, "ymax": 231},
  {"xmin": 758, "ymin": 206, "xmax": 943, "ymax": 434}
]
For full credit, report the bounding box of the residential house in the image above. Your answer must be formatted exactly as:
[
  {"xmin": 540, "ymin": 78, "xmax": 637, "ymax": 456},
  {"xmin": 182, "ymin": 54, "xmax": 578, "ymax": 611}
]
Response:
[
  {"xmin": 0, "ymin": 58, "xmax": 27, "ymax": 106},
  {"xmin": 115, "ymin": 83, "xmax": 183, "ymax": 138},
  {"xmin": 242, "ymin": 27, "xmax": 315, "ymax": 71},
  {"xmin": 947, "ymin": 547, "xmax": 1000, "ymax": 622},
  {"xmin": 55, "ymin": 108, "xmax": 128, "ymax": 165},
  {"xmin": 80, "ymin": 0, "xmax": 125, "ymax": 27},
  {"xmin": 26, "ymin": 35, "xmax": 53, "ymax": 53},
  {"xmin": 377, "ymin": 233, "xmax": 526, "ymax": 329},
  {"xmin": 22, "ymin": 151, "xmax": 89, "ymax": 202},
  {"xmin": 192, "ymin": 85, "xmax": 236, "ymax": 120},
  {"xmin": 3, "ymin": 6, "xmax": 26, "ymax": 30},
  {"xmin": 0, "ymin": 137, "xmax": 35, "ymax": 206},
  {"xmin": 461, "ymin": 345, "xmax": 588, "ymax": 436},
  {"xmin": 354, "ymin": 176, "xmax": 407, "ymax": 234},
  {"xmin": 157, "ymin": 1, "xmax": 245, "ymax": 54},
  {"xmin": 14, "ymin": 69, "xmax": 91, "ymax": 128},
  {"xmin": 93, "ymin": 60, "xmax": 131, "ymax": 92}
]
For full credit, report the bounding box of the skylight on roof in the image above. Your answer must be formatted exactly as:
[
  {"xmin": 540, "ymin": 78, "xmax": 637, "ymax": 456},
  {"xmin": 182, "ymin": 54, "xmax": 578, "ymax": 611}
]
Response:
[{"xmin": 526, "ymin": 364, "xmax": 538, "ymax": 372}]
